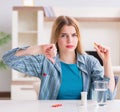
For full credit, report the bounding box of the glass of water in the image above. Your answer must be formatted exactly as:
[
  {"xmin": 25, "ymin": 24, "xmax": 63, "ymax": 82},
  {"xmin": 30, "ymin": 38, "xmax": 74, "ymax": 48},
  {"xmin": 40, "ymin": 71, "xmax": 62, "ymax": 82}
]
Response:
[{"xmin": 93, "ymin": 80, "xmax": 108, "ymax": 106}]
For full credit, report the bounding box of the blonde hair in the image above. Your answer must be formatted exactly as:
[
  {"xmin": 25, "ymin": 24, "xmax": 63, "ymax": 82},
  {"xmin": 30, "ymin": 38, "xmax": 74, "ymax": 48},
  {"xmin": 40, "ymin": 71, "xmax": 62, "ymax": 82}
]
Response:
[{"xmin": 50, "ymin": 15, "xmax": 84, "ymax": 54}]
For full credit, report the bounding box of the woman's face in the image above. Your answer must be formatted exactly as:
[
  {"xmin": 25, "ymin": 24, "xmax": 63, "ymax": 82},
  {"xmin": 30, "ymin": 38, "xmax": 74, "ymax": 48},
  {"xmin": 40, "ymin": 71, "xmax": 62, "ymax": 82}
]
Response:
[{"xmin": 57, "ymin": 25, "xmax": 78, "ymax": 54}]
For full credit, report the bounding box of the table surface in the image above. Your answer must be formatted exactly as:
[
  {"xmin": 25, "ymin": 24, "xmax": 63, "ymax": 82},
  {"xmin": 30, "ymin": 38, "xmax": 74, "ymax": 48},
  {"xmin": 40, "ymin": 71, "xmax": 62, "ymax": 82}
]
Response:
[{"xmin": 0, "ymin": 100, "xmax": 120, "ymax": 112}]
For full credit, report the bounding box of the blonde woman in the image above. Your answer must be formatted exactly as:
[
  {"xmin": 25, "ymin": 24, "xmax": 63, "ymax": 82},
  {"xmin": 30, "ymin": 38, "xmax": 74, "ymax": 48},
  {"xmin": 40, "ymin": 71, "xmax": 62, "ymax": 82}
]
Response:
[{"xmin": 2, "ymin": 16, "xmax": 116, "ymax": 100}]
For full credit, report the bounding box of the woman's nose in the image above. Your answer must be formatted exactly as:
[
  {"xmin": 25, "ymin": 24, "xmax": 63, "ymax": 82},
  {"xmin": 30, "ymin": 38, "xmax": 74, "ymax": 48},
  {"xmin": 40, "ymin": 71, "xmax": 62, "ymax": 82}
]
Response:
[{"xmin": 67, "ymin": 36, "xmax": 72, "ymax": 42}]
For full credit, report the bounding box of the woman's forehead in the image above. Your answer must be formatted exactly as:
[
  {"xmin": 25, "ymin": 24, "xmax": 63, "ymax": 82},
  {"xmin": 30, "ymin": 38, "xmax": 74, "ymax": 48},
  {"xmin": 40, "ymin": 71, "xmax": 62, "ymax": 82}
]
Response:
[{"xmin": 60, "ymin": 25, "xmax": 76, "ymax": 32}]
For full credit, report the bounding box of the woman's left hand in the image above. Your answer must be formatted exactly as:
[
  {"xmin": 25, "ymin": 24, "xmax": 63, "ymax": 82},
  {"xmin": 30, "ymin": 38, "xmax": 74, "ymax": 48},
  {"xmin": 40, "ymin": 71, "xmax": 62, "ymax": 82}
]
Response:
[
  {"xmin": 94, "ymin": 42, "xmax": 115, "ymax": 93},
  {"xmin": 94, "ymin": 42, "xmax": 111, "ymax": 63}
]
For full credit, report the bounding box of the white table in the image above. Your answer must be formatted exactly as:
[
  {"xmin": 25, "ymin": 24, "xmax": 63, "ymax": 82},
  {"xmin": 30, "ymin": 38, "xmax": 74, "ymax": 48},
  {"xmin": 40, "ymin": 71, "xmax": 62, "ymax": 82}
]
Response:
[{"xmin": 0, "ymin": 100, "xmax": 120, "ymax": 112}]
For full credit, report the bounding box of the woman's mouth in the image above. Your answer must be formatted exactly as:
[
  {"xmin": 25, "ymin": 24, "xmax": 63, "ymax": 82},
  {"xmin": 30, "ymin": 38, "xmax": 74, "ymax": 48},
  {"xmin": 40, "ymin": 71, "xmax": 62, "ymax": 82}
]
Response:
[{"xmin": 66, "ymin": 45, "xmax": 74, "ymax": 48}]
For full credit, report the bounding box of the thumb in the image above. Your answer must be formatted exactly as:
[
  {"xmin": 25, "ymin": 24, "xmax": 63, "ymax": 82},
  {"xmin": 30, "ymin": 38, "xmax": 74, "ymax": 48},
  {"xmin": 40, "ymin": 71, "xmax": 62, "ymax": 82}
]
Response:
[
  {"xmin": 47, "ymin": 56, "xmax": 55, "ymax": 64},
  {"xmin": 94, "ymin": 42, "xmax": 100, "ymax": 53}
]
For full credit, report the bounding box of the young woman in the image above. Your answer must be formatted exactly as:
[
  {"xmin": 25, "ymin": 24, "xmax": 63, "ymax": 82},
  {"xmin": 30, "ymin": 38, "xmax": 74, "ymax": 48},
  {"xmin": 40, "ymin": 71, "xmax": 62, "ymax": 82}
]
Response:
[{"xmin": 2, "ymin": 16, "xmax": 116, "ymax": 100}]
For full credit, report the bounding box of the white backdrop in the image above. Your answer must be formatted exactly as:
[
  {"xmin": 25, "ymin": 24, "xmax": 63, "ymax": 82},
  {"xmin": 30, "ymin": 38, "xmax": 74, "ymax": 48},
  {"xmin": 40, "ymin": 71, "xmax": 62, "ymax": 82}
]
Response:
[{"xmin": 36, "ymin": 0, "xmax": 120, "ymax": 7}]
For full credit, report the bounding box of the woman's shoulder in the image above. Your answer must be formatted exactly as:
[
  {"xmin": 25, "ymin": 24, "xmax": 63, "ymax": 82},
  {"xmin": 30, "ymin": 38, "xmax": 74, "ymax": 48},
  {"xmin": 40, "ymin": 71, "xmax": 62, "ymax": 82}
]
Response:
[
  {"xmin": 77, "ymin": 52, "xmax": 98, "ymax": 61},
  {"xmin": 77, "ymin": 52, "xmax": 101, "ymax": 66},
  {"xmin": 77, "ymin": 52, "xmax": 102, "ymax": 70}
]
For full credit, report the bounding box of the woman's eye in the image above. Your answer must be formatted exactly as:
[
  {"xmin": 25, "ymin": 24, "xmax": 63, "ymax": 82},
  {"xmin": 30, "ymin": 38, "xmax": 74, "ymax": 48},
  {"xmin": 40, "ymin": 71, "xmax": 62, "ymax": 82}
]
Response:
[
  {"xmin": 72, "ymin": 33, "xmax": 78, "ymax": 37},
  {"xmin": 61, "ymin": 34, "xmax": 67, "ymax": 38}
]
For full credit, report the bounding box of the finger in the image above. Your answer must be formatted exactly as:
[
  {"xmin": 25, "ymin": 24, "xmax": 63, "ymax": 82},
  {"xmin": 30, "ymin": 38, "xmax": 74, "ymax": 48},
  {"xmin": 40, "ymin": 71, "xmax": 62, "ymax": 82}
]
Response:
[
  {"xmin": 45, "ymin": 51, "xmax": 56, "ymax": 57},
  {"xmin": 94, "ymin": 42, "xmax": 101, "ymax": 53},
  {"xmin": 47, "ymin": 56, "xmax": 55, "ymax": 64},
  {"xmin": 46, "ymin": 44, "xmax": 55, "ymax": 49},
  {"xmin": 94, "ymin": 42, "xmax": 107, "ymax": 53},
  {"xmin": 46, "ymin": 47, "xmax": 56, "ymax": 55},
  {"xmin": 94, "ymin": 42, "xmax": 112, "ymax": 60},
  {"xmin": 98, "ymin": 46, "xmax": 108, "ymax": 53},
  {"xmin": 46, "ymin": 48, "xmax": 57, "ymax": 57}
]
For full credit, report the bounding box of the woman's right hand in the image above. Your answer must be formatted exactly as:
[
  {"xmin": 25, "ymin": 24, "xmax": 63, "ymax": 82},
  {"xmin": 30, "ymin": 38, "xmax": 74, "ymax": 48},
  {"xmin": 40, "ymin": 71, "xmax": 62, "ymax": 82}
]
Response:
[{"xmin": 40, "ymin": 44, "xmax": 57, "ymax": 63}]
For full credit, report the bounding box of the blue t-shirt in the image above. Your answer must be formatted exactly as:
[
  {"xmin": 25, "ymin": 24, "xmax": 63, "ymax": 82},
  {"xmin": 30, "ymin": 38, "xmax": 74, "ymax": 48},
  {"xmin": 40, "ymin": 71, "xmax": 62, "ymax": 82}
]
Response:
[{"xmin": 57, "ymin": 61, "xmax": 83, "ymax": 99}]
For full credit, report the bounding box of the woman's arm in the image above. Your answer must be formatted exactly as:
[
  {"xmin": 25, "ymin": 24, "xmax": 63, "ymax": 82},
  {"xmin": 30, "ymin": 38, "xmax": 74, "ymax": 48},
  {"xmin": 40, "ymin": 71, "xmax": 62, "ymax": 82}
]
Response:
[
  {"xmin": 94, "ymin": 43, "xmax": 115, "ymax": 93},
  {"xmin": 2, "ymin": 44, "xmax": 57, "ymax": 77},
  {"xmin": 2, "ymin": 47, "xmax": 43, "ymax": 77},
  {"xmin": 15, "ymin": 44, "xmax": 57, "ymax": 63},
  {"xmin": 15, "ymin": 45, "xmax": 42, "ymax": 56}
]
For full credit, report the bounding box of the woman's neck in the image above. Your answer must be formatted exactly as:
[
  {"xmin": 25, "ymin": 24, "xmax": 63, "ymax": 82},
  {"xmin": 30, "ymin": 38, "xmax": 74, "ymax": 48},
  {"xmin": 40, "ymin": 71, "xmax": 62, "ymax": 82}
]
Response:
[{"xmin": 59, "ymin": 52, "xmax": 76, "ymax": 64}]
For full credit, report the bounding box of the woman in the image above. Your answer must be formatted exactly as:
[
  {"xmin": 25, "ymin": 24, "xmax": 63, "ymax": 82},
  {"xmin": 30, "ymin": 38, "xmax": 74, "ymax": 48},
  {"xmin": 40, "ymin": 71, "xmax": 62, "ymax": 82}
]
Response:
[{"xmin": 2, "ymin": 16, "xmax": 116, "ymax": 100}]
